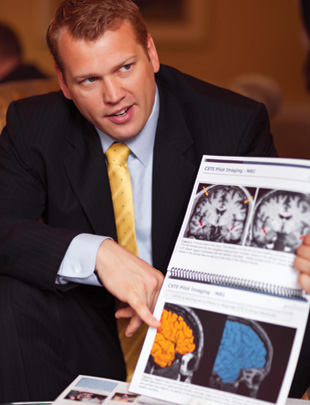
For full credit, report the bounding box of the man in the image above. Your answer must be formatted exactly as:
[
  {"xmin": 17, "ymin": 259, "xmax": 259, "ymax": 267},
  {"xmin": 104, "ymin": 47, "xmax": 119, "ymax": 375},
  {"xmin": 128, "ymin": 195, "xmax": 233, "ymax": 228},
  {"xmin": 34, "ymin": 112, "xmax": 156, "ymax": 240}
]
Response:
[
  {"xmin": 0, "ymin": 22, "xmax": 47, "ymax": 83},
  {"xmin": 0, "ymin": 0, "xmax": 278, "ymax": 401}
]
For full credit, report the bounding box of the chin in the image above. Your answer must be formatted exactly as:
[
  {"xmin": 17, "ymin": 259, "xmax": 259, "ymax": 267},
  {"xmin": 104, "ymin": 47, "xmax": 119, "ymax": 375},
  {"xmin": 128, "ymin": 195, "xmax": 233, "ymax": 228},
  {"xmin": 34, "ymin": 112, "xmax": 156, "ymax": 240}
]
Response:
[
  {"xmin": 113, "ymin": 128, "xmax": 142, "ymax": 141},
  {"xmin": 106, "ymin": 132, "xmax": 137, "ymax": 142}
]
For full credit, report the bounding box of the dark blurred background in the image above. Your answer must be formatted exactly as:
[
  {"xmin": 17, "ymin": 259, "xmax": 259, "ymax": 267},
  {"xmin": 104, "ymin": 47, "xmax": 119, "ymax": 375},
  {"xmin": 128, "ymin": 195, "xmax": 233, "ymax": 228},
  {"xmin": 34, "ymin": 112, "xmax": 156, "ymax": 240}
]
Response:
[{"xmin": 1, "ymin": 0, "xmax": 309, "ymax": 158}]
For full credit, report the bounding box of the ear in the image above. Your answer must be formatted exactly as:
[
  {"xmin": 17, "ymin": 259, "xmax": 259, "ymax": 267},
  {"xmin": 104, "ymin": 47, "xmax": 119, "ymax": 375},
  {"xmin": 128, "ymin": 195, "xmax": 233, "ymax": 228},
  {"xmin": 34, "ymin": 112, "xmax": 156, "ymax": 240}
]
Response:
[
  {"xmin": 147, "ymin": 34, "xmax": 160, "ymax": 73},
  {"xmin": 55, "ymin": 65, "xmax": 72, "ymax": 100}
]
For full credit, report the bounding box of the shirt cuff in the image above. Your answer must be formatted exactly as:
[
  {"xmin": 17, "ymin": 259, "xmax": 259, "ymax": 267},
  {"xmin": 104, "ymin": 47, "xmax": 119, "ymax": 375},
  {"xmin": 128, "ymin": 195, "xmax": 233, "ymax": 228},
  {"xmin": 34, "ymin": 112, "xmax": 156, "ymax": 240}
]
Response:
[{"xmin": 56, "ymin": 233, "xmax": 109, "ymax": 286}]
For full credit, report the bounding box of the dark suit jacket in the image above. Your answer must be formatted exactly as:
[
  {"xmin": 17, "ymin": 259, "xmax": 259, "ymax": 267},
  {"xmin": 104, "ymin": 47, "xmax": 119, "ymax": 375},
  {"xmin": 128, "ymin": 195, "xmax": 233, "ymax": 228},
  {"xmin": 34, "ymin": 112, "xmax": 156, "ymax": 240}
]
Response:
[{"xmin": 0, "ymin": 64, "xmax": 276, "ymax": 290}]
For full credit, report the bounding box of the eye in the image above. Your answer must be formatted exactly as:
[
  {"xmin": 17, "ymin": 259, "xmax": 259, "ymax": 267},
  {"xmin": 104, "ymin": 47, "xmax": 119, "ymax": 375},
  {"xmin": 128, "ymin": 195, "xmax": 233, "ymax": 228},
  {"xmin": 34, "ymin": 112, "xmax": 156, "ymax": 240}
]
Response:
[
  {"xmin": 119, "ymin": 64, "xmax": 132, "ymax": 72},
  {"xmin": 84, "ymin": 77, "xmax": 97, "ymax": 84}
]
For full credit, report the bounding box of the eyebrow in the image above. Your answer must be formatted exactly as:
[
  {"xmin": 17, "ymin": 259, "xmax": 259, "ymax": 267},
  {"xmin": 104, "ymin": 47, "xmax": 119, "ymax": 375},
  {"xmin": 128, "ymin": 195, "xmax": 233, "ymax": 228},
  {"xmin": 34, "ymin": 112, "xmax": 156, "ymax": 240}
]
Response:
[
  {"xmin": 72, "ymin": 56, "xmax": 137, "ymax": 82},
  {"xmin": 111, "ymin": 56, "xmax": 137, "ymax": 73}
]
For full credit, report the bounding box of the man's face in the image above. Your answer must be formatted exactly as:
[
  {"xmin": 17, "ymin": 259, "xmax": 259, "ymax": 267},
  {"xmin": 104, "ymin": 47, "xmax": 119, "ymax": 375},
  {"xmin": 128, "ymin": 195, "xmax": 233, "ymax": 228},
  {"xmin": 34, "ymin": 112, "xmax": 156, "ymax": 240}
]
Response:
[{"xmin": 56, "ymin": 21, "xmax": 160, "ymax": 141}]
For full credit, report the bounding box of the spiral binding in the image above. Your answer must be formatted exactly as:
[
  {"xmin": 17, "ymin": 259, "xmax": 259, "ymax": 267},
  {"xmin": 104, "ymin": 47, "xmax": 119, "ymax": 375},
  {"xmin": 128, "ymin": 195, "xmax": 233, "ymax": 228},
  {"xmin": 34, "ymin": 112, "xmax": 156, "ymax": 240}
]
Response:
[{"xmin": 168, "ymin": 267, "xmax": 304, "ymax": 299}]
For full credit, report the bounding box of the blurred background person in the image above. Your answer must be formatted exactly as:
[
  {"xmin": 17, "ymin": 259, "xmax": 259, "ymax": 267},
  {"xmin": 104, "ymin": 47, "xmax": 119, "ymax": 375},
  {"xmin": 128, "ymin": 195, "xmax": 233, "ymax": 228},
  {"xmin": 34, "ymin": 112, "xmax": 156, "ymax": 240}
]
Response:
[{"xmin": 0, "ymin": 22, "xmax": 47, "ymax": 83}]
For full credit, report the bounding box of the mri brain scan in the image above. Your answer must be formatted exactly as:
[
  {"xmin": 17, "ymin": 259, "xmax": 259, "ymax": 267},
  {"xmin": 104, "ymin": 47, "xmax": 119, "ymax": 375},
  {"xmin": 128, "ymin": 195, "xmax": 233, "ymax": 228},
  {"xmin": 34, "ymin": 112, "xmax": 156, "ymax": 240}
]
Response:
[
  {"xmin": 209, "ymin": 317, "xmax": 273, "ymax": 398},
  {"xmin": 251, "ymin": 190, "xmax": 310, "ymax": 252},
  {"xmin": 145, "ymin": 304, "xmax": 204, "ymax": 382},
  {"xmin": 185, "ymin": 185, "xmax": 252, "ymax": 244}
]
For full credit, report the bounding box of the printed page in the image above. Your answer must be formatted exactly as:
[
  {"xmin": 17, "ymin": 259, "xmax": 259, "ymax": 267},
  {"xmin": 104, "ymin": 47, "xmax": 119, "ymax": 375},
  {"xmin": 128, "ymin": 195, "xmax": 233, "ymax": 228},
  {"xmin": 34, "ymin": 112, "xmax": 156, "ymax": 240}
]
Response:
[
  {"xmin": 170, "ymin": 156, "xmax": 310, "ymax": 293},
  {"xmin": 130, "ymin": 156, "xmax": 310, "ymax": 405},
  {"xmin": 52, "ymin": 375, "xmax": 307, "ymax": 405},
  {"xmin": 53, "ymin": 375, "xmax": 171, "ymax": 405},
  {"xmin": 131, "ymin": 278, "xmax": 309, "ymax": 405}
]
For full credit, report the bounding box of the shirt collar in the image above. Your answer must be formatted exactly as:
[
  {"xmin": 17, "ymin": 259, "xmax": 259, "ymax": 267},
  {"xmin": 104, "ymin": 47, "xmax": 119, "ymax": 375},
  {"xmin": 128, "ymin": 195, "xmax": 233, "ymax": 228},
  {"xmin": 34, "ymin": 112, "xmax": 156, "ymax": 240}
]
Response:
[{"xmin": 96, "ymin": 85, "xmax": 159, "ymax": 167}]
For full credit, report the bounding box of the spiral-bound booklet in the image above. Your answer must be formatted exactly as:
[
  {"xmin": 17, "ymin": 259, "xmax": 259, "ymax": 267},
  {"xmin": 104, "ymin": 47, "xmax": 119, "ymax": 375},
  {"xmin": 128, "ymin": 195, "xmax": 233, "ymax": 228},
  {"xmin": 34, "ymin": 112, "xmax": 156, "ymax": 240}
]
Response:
[{"xmin": 130, "ymin": 156, "xmax": 310, "ymax": 405}]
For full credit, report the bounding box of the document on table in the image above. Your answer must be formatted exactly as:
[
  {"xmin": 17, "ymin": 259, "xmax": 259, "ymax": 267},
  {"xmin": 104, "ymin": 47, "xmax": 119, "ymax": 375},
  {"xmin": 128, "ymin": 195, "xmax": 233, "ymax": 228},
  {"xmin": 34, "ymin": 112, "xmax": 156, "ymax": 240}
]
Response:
[{"xmin": 52, "ymin": 375, "xmax": 309, "ymax": 405}]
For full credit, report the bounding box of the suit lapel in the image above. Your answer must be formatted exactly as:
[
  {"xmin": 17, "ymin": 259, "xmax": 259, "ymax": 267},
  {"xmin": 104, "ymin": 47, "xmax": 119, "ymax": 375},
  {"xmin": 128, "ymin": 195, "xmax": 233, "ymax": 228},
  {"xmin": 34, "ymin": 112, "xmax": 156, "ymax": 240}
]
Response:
[
  {"xmin": 152, "ymin": 83, "xmax": 197, "ymax": 272},
  {"xmin": 63, "ymin": 113, "xmax": 117, "ymax": 239}
]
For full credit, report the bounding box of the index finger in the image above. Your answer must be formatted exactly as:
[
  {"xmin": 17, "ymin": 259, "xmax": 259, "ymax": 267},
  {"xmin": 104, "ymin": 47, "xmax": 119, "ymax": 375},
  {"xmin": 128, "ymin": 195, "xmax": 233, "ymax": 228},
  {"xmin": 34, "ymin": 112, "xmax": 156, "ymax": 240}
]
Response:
[
  {"xmin": 127, "ymin": 295, "xmax": 160, "ymax": 329},
  {"xmin": 125, "ymin": 312, "xmax": 158, "ymax": 337}
]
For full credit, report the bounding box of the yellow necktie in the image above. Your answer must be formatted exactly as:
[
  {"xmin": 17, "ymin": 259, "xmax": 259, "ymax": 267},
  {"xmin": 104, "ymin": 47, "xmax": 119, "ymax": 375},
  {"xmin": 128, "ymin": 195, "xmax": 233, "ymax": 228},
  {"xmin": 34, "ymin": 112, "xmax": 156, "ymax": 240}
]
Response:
[
  {"xmin": 105, "ymin": 143, "xmax": 138, "ymax": 256},
  {"xmin": 106, "ymin": 143, "xmax": 146, "ymax": 381}
]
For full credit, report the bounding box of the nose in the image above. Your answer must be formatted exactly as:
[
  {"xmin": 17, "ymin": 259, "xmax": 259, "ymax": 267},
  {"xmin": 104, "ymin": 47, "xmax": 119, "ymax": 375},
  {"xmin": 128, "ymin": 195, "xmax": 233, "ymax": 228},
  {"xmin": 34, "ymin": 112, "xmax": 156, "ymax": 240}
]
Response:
[{"xmin": 103, "ymin": 77, "xmax": 125, "ymax": 104}]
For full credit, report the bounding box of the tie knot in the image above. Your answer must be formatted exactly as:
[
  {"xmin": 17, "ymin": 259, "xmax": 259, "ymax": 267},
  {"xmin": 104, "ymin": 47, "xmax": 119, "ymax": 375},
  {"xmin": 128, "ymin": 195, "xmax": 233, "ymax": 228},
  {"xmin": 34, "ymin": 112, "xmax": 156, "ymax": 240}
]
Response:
[{"xmin": 106, "ymin": 143, "xmax": 130, "ymax": 165}]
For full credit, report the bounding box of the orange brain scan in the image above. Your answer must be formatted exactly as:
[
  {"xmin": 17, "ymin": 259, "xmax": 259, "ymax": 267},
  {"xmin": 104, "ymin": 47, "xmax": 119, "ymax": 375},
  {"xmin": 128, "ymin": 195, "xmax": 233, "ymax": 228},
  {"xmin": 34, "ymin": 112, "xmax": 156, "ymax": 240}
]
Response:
[{"xmin": 151, "ymin": 309, "xmax": 196, "ymax": 368}]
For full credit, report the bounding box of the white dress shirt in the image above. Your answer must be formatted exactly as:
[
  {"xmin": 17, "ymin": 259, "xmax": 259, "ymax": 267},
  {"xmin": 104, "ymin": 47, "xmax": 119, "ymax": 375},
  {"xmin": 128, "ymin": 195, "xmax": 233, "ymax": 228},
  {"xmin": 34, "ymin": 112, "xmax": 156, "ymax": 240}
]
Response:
[{"xmin": 56, "ymin": 86, "xmax": 160, "ymax": 285}]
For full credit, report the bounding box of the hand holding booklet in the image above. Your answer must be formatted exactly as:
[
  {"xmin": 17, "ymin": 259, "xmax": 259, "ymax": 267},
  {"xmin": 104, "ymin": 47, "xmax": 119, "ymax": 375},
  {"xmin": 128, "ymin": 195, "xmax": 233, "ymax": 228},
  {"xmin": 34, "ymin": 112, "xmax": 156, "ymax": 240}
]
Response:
[{"xmin": 54, "ymin": 156, "xmax": 310, "ymax": 405}]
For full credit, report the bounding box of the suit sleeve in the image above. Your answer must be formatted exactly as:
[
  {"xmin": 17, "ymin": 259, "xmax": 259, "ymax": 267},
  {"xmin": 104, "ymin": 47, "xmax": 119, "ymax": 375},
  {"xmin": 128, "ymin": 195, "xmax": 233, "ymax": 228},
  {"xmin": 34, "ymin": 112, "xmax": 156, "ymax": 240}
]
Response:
[
  {"xmin": 0, "ymin": 102, "xmax": 80, "ymax": 291},
  {"xmin": 235, "ymin": 102, "xmax": 277, "ymax": 157}
]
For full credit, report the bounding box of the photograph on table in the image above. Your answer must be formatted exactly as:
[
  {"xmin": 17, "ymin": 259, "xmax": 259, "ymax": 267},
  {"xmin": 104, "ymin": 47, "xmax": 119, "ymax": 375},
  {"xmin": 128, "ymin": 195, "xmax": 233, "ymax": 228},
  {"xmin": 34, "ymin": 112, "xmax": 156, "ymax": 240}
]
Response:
[
  {"xmin": 65, "ymin": 389, "xmax": 107, "ymax": 404},
  {"xmin": 111, "ymin": 392, "xmax": 139, "ymax": 403}
]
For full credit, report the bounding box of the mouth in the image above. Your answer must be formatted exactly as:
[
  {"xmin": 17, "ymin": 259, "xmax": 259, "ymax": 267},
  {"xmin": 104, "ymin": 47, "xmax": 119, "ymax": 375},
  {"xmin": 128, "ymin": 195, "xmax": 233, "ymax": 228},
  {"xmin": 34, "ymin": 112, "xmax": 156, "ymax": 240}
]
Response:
[
  {"xmin": 105, "ymin": 105, "xmax": 134, "ymax": 125},
  {"xmin": 110, "ymin": 106, "xmax": 131, "ymax": 117}
]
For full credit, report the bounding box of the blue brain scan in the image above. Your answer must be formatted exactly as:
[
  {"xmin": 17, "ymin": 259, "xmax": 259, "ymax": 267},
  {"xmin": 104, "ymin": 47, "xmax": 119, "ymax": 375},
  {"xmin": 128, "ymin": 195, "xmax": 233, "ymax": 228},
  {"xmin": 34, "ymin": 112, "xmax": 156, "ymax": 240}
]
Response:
[{"xmin": 209, "ymin": 317, "xmax": 273, "ymax": 398}]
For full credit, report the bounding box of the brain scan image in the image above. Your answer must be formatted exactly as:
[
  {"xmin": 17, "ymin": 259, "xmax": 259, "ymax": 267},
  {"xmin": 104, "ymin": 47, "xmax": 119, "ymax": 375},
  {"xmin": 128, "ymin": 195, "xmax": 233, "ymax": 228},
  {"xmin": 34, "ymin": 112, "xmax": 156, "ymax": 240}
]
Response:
[
  {"xmin": 250, "ymin": 190, "xmax": 310, "ymax": 253},
  {"xmin": 185, "ymin": 185, "xmax": 253, "ymax": 244},
  {"xmin": 145, "ymin": 304, "xmax": 204, "ymax": 382},
  {"xmin": 209, "ymin": 317, "xmax": 273, "ymax": 398}
]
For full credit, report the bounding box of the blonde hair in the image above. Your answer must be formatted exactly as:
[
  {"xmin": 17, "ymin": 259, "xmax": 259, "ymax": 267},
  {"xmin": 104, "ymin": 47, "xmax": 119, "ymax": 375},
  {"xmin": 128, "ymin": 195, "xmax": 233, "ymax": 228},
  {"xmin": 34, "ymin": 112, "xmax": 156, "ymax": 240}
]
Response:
[{"xmin": 47, "ymin": 0, "xmax": 148, "ymax": 72}]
